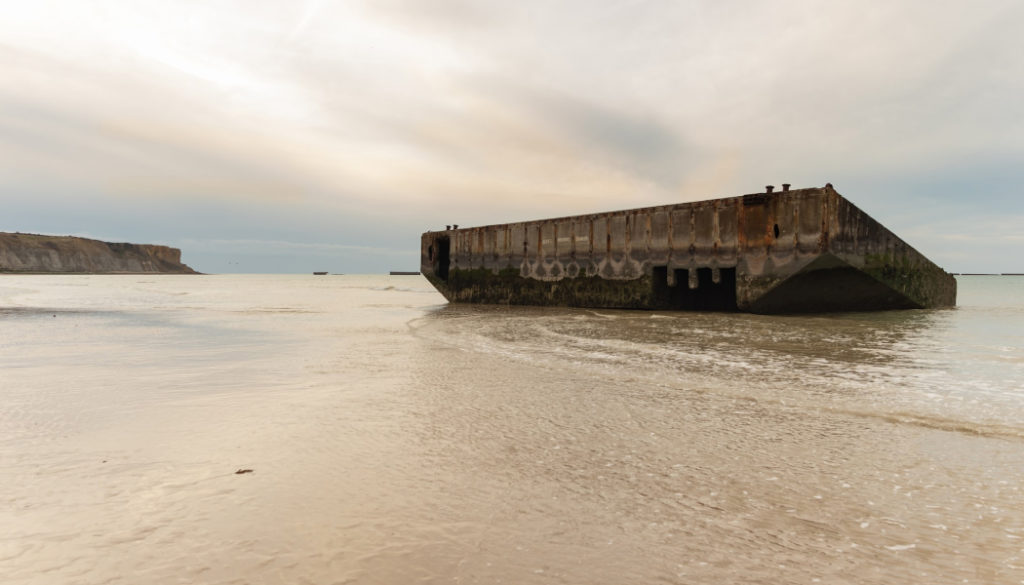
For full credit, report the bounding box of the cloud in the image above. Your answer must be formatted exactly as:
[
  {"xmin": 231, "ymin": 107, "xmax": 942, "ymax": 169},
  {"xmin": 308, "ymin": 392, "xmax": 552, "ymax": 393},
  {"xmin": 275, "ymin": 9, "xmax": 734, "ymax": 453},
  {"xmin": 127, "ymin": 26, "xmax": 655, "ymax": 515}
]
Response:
[
  {"xmin": 1, "ymin": 0, "xmax": 1023, "ymax": 271},
  {"xmin": 181, "ymin": 238, "xmax": 410, "ymax": 256}
]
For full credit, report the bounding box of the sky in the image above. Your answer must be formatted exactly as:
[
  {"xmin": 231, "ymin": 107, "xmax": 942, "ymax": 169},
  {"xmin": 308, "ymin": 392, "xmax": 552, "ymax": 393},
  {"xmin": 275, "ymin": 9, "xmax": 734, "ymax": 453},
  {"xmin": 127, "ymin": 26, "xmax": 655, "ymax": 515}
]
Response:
[{"xmin": 2, "ymin": 0, "xmax": 1023, "ymax": 274}]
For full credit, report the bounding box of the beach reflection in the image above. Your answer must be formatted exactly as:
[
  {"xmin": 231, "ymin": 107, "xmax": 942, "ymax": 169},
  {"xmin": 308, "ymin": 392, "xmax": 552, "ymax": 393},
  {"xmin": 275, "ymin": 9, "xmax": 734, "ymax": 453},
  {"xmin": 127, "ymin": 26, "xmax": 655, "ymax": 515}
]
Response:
[
  {"xmin": 405, "ymin": 301, "xmax": 1024, "ymax": 584},
  {"xmin": 2, "ymin": 275, "xmax": 1022, "ymax": 584}
]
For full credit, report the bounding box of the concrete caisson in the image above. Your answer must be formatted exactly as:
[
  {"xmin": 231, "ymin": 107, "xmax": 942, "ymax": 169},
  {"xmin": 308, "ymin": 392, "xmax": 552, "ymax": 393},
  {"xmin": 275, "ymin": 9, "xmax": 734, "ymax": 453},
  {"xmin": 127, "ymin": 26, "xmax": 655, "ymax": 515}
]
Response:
[{"xmin": 421, "ymin": 185, "xmax": 956, "ymax": 313}]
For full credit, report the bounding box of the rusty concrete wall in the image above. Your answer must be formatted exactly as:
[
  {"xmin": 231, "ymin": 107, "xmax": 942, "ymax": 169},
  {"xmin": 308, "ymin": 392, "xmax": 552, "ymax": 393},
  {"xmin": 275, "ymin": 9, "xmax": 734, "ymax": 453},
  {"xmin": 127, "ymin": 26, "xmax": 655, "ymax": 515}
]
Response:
[
  {"xmin": 825, "ymin": 195, "xmax": 957, "ymax": 309},
  {"xmin": 734, "ymin": 189, "xmax": 832, "ymax": 307},
  {"xmin": 421, "ymin": 186, "xmax": 956, "ymax": 312}
]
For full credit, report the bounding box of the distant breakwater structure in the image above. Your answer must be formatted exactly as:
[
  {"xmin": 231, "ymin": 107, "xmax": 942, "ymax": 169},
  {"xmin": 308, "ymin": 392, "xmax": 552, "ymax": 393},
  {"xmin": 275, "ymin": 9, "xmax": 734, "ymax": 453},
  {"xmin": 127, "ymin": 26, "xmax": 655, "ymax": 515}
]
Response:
[
  {"xmin": 0, "ymin": 232, "xmax": 198, "ymax": 274},
  {"xmin": 420, "ymin": 184, "xmax": 956, "ymax": 313}
]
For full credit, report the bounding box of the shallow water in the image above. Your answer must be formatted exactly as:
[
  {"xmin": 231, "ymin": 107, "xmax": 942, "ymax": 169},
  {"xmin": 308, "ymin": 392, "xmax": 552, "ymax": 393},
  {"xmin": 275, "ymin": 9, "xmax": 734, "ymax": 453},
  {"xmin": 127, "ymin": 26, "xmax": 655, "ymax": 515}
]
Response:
[{"xmin": 1, "ymin": 274, "xmax": 1022, "ymax": 584}]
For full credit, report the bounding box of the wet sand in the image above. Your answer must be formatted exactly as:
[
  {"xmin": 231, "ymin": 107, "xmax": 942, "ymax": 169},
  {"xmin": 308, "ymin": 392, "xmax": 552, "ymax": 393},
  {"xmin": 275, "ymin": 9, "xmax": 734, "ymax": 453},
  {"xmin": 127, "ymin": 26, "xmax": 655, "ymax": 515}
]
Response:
[{"xmin": 2, "ymin": 275, "xmax": 1022, "ymax": 584}]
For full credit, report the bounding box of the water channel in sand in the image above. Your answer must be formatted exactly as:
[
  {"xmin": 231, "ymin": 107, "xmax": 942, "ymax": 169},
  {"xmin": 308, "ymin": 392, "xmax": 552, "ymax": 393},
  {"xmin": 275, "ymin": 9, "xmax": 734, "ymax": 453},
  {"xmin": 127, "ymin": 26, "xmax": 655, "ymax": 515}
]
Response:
[{"xmin": 2, "ymin": 274, "xmax": 1022, "ymax": 584}]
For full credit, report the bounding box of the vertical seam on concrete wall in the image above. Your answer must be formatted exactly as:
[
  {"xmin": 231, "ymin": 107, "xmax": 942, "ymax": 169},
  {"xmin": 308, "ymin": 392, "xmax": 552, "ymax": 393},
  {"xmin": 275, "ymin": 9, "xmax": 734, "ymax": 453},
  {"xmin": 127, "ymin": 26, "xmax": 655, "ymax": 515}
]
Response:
[
  {"xmin": 605, "ymin": 217, "xmax": 611, "ymax": 254},
  {"xmin": 569, "ymin": 220, "xmax": 576, "ymax": 260},
  {"xmin": 712, "ymin": 201, "xmax": 721, "ymax": 265},
  {"xmin": 646, "ymin": 212, "xmax": 652, "ymax": 259},
  {"xmin": 688, "ymin": 208, "xmax": 696, "ymax": 269},
  {"xmin": 625, "ymin": 214, "xmax": 632, "ymax": 256}
]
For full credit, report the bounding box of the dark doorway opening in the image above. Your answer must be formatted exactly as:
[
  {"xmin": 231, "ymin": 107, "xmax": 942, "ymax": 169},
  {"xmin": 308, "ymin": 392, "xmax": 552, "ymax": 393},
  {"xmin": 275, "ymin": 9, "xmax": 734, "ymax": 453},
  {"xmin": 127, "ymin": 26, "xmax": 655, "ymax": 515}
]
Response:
[
  {"xmin": 652, "ymin": 266, "xmax": 738, "ymax": 311},
  {"xmin": 436, "ymin": 237, "xmax": 451, "ymax": 281}
]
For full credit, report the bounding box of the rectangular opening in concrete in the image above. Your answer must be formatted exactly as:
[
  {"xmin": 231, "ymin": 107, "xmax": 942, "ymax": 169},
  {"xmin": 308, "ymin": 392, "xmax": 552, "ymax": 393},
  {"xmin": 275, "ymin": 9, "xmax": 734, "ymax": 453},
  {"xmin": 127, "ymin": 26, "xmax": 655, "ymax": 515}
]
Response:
[
  {"xmin": 652, "ymin": 265, "xmax": 671, "ymax": 301},
  {"xmin": 652, "ymin": 266, "xmax": 738, "ymax": 311},
  {"xmin": 436, "ymin": 237, "xmax": 450, "ymax": 281}
]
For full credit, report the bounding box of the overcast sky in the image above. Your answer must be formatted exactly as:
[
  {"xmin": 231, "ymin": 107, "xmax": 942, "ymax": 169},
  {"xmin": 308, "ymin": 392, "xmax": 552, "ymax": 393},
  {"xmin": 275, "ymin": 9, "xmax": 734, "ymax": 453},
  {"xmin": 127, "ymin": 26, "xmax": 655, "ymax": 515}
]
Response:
[{"xmin": 2, "ymin": 0, "xmax": 1022, "ymax": 273}]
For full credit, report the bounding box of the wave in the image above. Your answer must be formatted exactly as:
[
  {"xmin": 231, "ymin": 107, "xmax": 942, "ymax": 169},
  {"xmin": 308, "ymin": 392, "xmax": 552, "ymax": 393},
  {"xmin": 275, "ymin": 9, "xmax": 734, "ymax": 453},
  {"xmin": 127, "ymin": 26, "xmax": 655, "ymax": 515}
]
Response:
[{"xmin": 410, "ymin": 304, "xmax": 1024, "ymax": 440}]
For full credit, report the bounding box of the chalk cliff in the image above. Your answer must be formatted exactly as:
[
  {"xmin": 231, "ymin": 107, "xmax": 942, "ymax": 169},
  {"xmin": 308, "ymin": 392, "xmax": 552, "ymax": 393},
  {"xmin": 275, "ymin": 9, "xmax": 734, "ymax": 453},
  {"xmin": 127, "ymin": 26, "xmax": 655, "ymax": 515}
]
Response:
[{"xmin": 0, "ymin": 233, "xmax": 199, "ymax": 274}]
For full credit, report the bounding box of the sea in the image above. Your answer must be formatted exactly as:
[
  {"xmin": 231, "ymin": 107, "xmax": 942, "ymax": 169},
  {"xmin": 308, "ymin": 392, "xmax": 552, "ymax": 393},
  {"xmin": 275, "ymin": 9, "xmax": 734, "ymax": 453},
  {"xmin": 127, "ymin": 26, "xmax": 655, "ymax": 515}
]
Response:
[{"xmin": 1, "ymin": 274, "xmax": 1022, "ymax": 585}]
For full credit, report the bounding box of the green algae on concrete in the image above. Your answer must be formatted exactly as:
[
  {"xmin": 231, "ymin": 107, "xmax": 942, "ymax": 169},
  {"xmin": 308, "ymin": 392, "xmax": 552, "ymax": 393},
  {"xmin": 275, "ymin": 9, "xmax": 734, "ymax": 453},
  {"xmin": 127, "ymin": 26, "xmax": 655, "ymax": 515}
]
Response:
[{"xmin": 430, "ymin": 268, "xmax": 658, "ymax": 309}]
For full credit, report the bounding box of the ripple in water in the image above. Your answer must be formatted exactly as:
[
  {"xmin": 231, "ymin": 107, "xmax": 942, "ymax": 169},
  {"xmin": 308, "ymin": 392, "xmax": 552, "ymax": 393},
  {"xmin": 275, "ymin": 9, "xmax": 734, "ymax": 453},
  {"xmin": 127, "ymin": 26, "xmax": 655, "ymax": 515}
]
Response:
[{"xmin": 1, "ymin": 274, "xmax": 1022, "ymax": 584}]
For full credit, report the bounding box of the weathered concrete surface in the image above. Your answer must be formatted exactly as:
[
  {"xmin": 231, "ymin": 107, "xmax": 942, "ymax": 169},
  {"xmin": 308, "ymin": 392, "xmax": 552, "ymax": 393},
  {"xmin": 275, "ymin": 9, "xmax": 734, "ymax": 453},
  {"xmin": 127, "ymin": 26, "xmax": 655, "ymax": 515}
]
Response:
[
  {"xmin": 0, "ymin": 233, "xmax": 199, "ymax": 274},
  {"xmin": 420, "ymin": 185, "xmax": 957, "ymax": 313}
]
